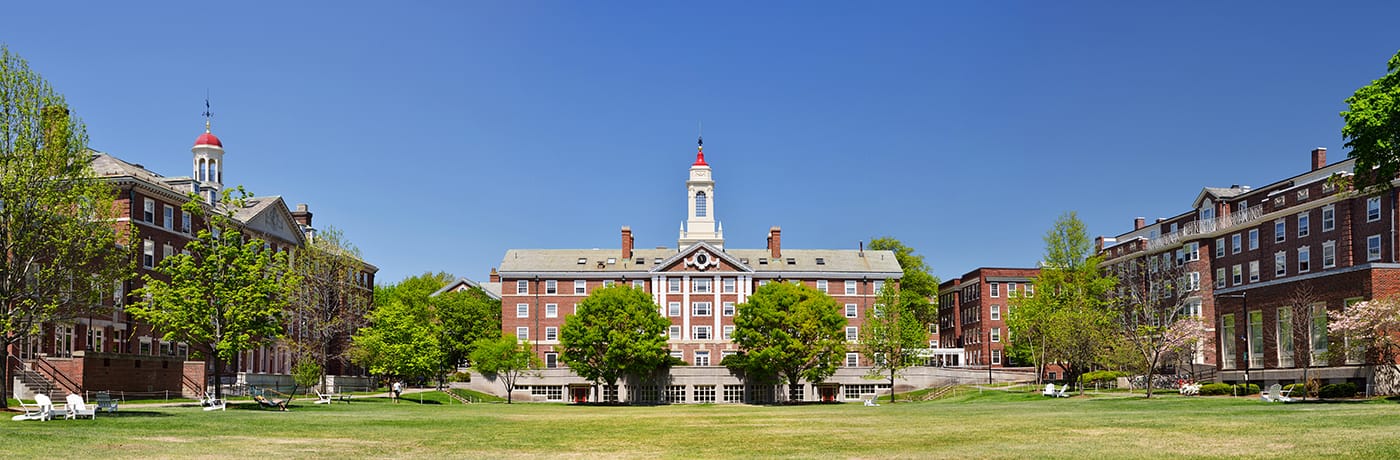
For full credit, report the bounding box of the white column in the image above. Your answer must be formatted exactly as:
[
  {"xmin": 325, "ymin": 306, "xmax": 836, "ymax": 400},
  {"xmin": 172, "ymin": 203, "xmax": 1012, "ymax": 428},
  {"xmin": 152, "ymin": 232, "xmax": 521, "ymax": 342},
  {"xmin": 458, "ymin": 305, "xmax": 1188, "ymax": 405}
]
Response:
[
  {"xmin": 713, "ymin": 275, "xmax": 721, "ymax": 341},
  {"xmin": 657, "ymin": 276, "xmax": 666, "ymax": 316},
  {"xmin": 682, "ymin": 275, "xmax": 691, "ymax": 340}
]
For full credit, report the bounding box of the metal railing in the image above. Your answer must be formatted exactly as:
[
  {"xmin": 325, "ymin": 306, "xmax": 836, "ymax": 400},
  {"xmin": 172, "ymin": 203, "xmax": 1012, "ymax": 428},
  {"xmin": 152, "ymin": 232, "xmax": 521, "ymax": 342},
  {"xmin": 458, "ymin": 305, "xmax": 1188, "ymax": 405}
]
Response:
[
  {"xmin": 32, "ymin": 355, "xmax": 82, "ymax": 396},
  {"xmin": 1146, "ymin": 205, "xmax": 1265, "ymax": 252}
]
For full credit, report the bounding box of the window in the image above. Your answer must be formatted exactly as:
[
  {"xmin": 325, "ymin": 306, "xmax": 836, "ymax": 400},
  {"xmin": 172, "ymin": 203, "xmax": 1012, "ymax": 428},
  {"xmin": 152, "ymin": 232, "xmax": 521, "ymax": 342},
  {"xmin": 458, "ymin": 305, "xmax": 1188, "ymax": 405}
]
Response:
[
  {"xmin": 1322, "ymin": 205, "xmax": 1335, "ymax": 231},
  {"xmin": 1249, "ymin": 310, "xmax": 1264, "ymax": 368},
  {"xmin": 693, "ymin": 302, "xmax": 712, "ymax": 316},
  {"xmin": 1277, "ymin": 307, "xmax": 1294, "ymax": 367},
  {"xmin": 1232, "ymin": 234, "xmax": 1242, "ymax": 254},
  {"xmin": 1175, "ymin": 249, "xmax": 1185, "ymax": 266},
  {"xmin": 723, "ymin": 325, "xmax": 734, "ymax": 340},
  {"xmin": 1275, "ymin": 219, "xmax": 1286, "ymax": 243},
  {"xmin": 545, "ymin": 280, "xmax": 557, "ymax": 294},
  {"xmin": 516, "ymin": 327, "xmax": 529, "ymax": 341},
  {"xmin": 633, "ymin": 279, "xmax": 645, "ymax": 289},
  {"xmin": 816, "ymin": 280, "xmax": 828, "ymax": 293},
  {"xmin": 990, "ymin": 282, "xmax": 1000, "ymax": 298},
  {"xmin": 181, "ymin": 213, "xmax": 191, "ymax": 233},
  {"xmin": 545, "ymin": 353, "xmax": 558, "ymax": 369},
  {"xmin": 1007, "ymin": 282, "xmax": 1018, "ymax": 297},
  {"xmin": 1188, "ymin": 272, "xmax": 1200, "ymax": 291},
  {"xmin": 1232, "ymin": 264, "xmax": 1242, "ymax": 285},
  {"xmin": 1185, "ymin": 242, "xmax": 1199, "ymax": 261},
  {"xmin": 545, "ymin": 304, "xmax": 557, "ymax": 318},
  {"xmin": 668, "ymin": 302, "xmax": 681, "ymax": 317},
  {"xmin": 695, "ymin": 191, "xmax": 707, "ymax": 217},
  {"xmin": 162, "ymin": 244, "xmax": 174, "ymax": 262},
  {"xmin": 1370, "ymin": 235, "xmax": 1383, "ymax": 261},
  {"xmin": 694, "ymin": 351, "xmax": 711, "ymax": 367},
  {"xmin": 990, "ymin": 305, "xmax": 1002, "ymax": 320},
  {"xmin": 1311, "ymin": 304, "xmax": 1329, "ymax": 361},
  {"xmin": 575, "ymin": 280, "xmax": 586, "ymax": 294},
  {"xmin": 1275, "ymin": 252, "xmax": 1287, "ymax": 277},
  {"xmin": 723, "ymin": 385, "xmax": 744, "ymax": 403},
  {"xmin": 845, "ymin": 353, "xmax": 859, "ymax": 367},
  {"xmin": 1216, "ymin": 238, "xmax": 1226, "ymax": 258},
  {"xmin": 1345, "ymin": 298, "xmax": 1365, "ymax": 364},
  {"xmin": 991, "ymin": 349, "xmax": 1002, "ymax": 365},
  {"xmin": 1298, "ymin": 246, "xmax": 1311, "ymax": 273},
  {"xmin": 669, "ymin": 326, "xmax": 681, "ymax": 340},
  {"xmin": 1216, "ymin": 268, "xmax": 1226, "ymax": 288},
  {"xmin": 603, "ymin": 280, "xmax": 614, "ymax": 288},
  {"xmin": 1247, "ymin": 229, "xmax": 1258, "ymax": 250},
  {"xmin": 545, "ymin": 327, "xmax": 558, "ymax": 341},
  {"xmin": 991, "ymin": 328, "xmax": 1000, "ymax": 342},
  {"xmin": 1248, "ymin": 262, "xmax": 1260, "ymax": 283},
  {"xmin": 693, "ymin": 326, "xmax": 712, "ymax": 340},
  {"xmin": 1025, "ymin": 284, "xmax": 1034, "ymax": 297},
  {"xmin": 669, "ymin": 278, "xmax": 682, "ymax": 293},
  {"xmin": 845, "ymin": 280, "xmax": 856, "ymax": 295},
  {"xmin": 142, "ymin": 240, "xmax": 155, "ymax": 268},
  {"xmin": 693, "ymin": 278, "xmax": 711, "ymax": 293},
  {"xmin": 1298, "ymin": 212, "xmax": 1310, "ymax": 238},
  {"xmin": 1368, "ymin": 196, "xmax": 1382, "ymax": 222},
  {"xmin": 1323, "ymin": 241, "xmax": 1336, "ymax": 268},
  {"xmin": 873, "ymin": 280, "xmax": 885, "ymax": 293},
  {"xmin": 845, "ymin": 327, "xmax": 858, "ymax": 342},
  {"xmin": 143, "ymin": 198, "xmax": 155, "ymax": 222},
  {"xmin": 845, "ymin": 304, "xmax": 858, "ymax": 318},
  {"xmin": 516, "ymin": 280, "xmax": 528, "ymax": 294},
  {"xmin": 759, "ymin": 280, "xmax": 770, "ymax": 286},
  {"xmin": 723, "ymin": 278, "xmax": 735, "ymax": 293},
  {"xmin": 1220, "ymin": 315, "xmax": 1236, "ymax": 369},
  {"xmin": 516, "ymin": 304, "xmax": 529, "ymax": 318},
  {"xmin": 723, "ymin": 302, "xmax": 735, "ymax": 316},
  {"xmin": 163, "ymin": 205, "xmax": 174, "ymax": 230}
]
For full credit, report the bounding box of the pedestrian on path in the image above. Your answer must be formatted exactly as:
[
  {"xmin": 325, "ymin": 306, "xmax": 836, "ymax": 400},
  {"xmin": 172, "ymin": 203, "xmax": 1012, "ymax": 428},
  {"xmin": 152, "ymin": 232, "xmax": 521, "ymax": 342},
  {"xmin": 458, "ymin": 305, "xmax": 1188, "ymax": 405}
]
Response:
[{"xmin": 392, "ymin": 381, "xmax": 402, "ymax": 403}]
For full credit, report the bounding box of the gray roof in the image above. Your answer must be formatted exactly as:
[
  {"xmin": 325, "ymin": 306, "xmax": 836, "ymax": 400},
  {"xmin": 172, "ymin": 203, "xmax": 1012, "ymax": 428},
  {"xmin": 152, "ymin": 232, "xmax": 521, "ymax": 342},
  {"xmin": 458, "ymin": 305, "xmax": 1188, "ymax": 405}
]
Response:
[
  {"xmin": 498, "ymin": 244, "xmax": 902, "ymax": 276},
  {"xmin": 431, "ymin": 278, "xmax": 502, "ymax": 300}
]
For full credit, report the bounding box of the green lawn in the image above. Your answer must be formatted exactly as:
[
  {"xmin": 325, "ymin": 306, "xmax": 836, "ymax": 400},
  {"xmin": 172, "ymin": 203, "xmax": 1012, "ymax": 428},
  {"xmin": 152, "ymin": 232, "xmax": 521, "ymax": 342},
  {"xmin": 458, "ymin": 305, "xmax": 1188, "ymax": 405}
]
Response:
[{"xmin": 6, "ymin": 390, "xmax": 1400, "ymax": 458}]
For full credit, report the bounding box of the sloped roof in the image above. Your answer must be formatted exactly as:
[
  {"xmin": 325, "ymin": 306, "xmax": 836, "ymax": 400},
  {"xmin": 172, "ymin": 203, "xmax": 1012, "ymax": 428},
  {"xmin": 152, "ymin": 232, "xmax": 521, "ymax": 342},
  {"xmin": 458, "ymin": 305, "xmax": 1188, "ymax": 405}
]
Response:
[{"xmin": 498, "ymin": 244, "xmax": 902, "ymax": 276}]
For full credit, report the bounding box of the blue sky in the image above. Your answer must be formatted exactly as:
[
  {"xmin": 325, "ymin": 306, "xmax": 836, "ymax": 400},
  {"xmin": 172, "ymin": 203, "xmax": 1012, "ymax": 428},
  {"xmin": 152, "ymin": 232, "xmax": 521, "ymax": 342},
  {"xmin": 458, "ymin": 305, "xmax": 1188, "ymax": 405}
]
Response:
[{"xmin": 3, "ymin": 2, "xmax": 1398, "ymax": 284}]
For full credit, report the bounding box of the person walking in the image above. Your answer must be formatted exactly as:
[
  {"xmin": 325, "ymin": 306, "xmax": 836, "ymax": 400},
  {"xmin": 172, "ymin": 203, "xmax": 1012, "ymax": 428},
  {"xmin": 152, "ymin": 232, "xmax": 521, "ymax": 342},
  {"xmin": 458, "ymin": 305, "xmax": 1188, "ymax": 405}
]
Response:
[{"xmin": 392, "ymin": 381, "xmax": 402, "ymax": 403}]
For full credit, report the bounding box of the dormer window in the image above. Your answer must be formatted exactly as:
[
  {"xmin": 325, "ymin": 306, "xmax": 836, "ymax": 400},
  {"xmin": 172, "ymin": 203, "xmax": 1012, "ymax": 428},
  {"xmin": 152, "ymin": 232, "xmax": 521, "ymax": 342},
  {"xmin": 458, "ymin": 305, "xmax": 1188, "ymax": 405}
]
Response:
[
  {"xmin": 815, "ymin": 257, "xmax": 826, "ymax": 265},
  {"xmin": 635, "ymin": 257, "xmax": 644, "ymax": 265},
  {"xmin": 786, "ymin": 258, "xmax": 796, "ymax": 265},
  {"xmin": 577, "ymin": 258, "xmax": 587, "ymax": 265},
  {"xmin": 606, "ymin": 258, "xmax": 617, "ymax": 265},
  {"xmin": 759, "ymin": 258, "xmax": 768, "ymax": 265},
  {"xmin": 654, "ymin": 258, "xmax": 663, "ymax": 264}
]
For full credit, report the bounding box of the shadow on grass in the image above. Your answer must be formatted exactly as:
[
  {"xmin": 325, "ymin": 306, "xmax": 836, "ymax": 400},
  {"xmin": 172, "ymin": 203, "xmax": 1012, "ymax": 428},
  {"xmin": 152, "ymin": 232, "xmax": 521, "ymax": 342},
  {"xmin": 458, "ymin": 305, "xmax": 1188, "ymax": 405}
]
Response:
[{"xmin": 103, "ymin": 410, "xmax": 176, "ymax": 418}]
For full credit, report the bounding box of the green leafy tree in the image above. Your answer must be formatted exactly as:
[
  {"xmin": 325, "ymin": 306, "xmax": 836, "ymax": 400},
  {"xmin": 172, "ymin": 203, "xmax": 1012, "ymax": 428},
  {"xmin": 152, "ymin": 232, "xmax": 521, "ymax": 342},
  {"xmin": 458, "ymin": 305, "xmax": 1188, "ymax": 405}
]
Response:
[
  {"xmin": 859, "ymin": 284, "xmax": 927, "ymax": 402},
  {"xmin": 376, "ymin": 271, "xmax": 454, "ymax": 310},
  {"xmin": 349, "ymin": 297, "xmax": 443, "ymax": 384},
  {"xmin": 470, "ymin": 332, "xmax": 540, "ymax": 403},
  {"xmin": 0, "ymin": 45, "xmax": 134, "ymax": 408},
  {"xmin": 732, "ymin": 282, "xmax": 846, "ymax": 402},
  {"xmin": 1107, "ymin": 253, "xmax": 1203, "ymax": 398},
  {"xmin": 559, "ymin": 285, "xmax": 669, "ymax": 402},
  {"xmin": 129, "ymin": 188, "xmax": 299, "ymax": 401},
  {"xmin": 1342, "ymin": 50, "xmax": 1400, "ymax": 190},
  {"xmin": 1009, "ymin": 212, "xmax": 1115, "ymax": 389},
  {"xmin": 288, "ymin": 226, "xmax": 371, "ymax": 390},
  {"xmin": 291, "ymin": 357, "xmax": 323, "ymax": 399},
  {"xmin": 433, "ymin": 287, "xmax": 501, "ymax": 377},
  {"xmin": 869, "ymin": 237, "xmax": 940, "ymax": 324}
]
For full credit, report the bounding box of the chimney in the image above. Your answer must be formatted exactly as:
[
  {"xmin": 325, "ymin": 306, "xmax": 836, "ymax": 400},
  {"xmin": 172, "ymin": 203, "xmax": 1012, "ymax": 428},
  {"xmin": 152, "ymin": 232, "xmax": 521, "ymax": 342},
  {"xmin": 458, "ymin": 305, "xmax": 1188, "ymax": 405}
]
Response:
[
  {"xmin": 291, "ymin": 203, "xmax": 313, "ymax": 227},
  {"xmin": 1311, "ymin": 147, "xmax": 1327, "ymax": 171},
  {"xmin": 489, "ymin": 267, "xmax": 499, "ymax": 283},
  {"xmin": 767, "ymin": 226, "xmax": 782, "ymax": 258},
  {"xmin": 1134, "ymin": 217, "xmax": 1145, "ymax": 230},
  {"xmin": 1094, "ymin": 236, "xmax": 1104, "ymax": 253},
  {"xmin": 621, "ymin": 226, "xmax": 634, "ymax": 259}
]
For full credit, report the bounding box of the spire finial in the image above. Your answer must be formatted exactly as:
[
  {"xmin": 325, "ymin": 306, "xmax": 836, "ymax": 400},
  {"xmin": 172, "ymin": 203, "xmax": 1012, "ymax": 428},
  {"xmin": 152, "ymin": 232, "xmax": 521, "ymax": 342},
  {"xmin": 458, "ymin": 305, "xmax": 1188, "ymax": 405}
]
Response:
[
  {"xmin": 202, "ymin": 93, "xmax": 213, "ymax": 132},
  {"xmin": 693, "ymin": 122, "xmax": 707, "ymax": 166}
]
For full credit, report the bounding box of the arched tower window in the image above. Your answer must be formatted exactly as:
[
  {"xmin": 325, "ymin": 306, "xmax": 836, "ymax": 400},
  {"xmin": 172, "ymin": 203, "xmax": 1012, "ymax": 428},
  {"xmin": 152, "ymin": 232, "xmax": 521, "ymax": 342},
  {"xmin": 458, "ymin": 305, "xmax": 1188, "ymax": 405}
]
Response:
[
  {"xmin": 695, "ymin": 191, "xmax": 707, "ymax": 217},
  {"xmin": 211, "ymin": 159, "xmax": 219, "ymax": 184}
]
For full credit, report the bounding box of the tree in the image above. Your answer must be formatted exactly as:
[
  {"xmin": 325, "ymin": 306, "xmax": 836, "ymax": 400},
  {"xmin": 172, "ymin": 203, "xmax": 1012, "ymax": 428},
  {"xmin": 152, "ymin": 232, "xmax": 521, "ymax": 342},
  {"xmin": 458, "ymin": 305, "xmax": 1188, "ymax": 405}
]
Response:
[
  {"xmin": 858, "ymin": 284, "xmax": 927, "ymax": 402},
  {"xmin": 290, "ymin": 357, "xmax": 322, "ymax": 399},
  {"xmin": 1342, "ymin": 50, "xmax": 1400, "ymax": 190},
  {"xmin": 1010, "ymin": 212, "xmax": 1116, "ymax": 390},
  {"xmin": 731, "ymin": 282, "xmax": 846, "ymax": 402},
  {"xmin": 129, "ymin": 188, "xmax": 299, "ymax": 401},
  {"xmin": 349, "ymin": 297, "xmax": 443, "ymax": 384},
  {"xmin": 470, "ymin": 333, "xmax": 540, "ymax": 403},
  {"xmin": 376, "ymin": 271, "xmax": 453, "ymax": 310},
  {"xmin": 1328, "ymin": 296, "xmax": 1400, "ymax": 395},
  {"xmin": 433, "ymin": 287, "xmax": 501, "ymax": 379},
  {"xmin": 1286, "ymin": 285, "xmax": 1324, "ymax": 400},
  {"xmin": 558, "ymin": 285, "xmax": 669, "ymax": 402},
  {"xmin": 1106, "ymin": 251, "xmax": 1206, "ymax": 397},
  {"xmin": 288, "ymin": 226, "xmax": 371, "ymax": 391},
  {"xmin": 868, "ymin": 237, "xmax": 940, "ymax": 324},
  {"xmin": 0, "ymin": 46, "xmax": 134, "ymax": 409}
]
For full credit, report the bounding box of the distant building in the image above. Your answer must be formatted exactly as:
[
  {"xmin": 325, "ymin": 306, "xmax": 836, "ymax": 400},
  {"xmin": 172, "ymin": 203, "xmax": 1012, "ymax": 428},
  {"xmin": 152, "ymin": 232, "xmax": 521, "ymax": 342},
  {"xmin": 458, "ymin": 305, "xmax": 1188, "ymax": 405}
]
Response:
[{"xmin": 937, "ymin": 267, "xmax": 1040, "ymax": 371}]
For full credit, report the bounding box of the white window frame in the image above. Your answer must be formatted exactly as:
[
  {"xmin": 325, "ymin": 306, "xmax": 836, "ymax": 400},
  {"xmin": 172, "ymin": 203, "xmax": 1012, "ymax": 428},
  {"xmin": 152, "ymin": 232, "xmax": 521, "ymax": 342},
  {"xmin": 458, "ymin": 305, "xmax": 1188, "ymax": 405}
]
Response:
[
  {"xmin": 845, "ymin": 327, "xmax": 858, "ymax": 342},
  {"xmin": 516, "ymin": 304, "xmax": 529, "ymax": 318},
  {"xmin": 816, "ymin": 280, "xmax": 828, "ymax": 293},
  {"xmin": 1185, "ymin": 242, "xmax": 1199, "ymax": 261},
  {"xmin": 1298, "ymin": 246, "xmax": 1311, "ymax": 273},
  {"xmin": 669, "ymin": 278, "xmax": 682, "ymax": 293},
  {"xmin": 1322, "ymin": 204, "xmax": 1335, "ymax": 232},
  {"xmin": 1275, "ymin": 252, "xmax": 1287, "ymax": 277},
  {"xmin": 142, "ymin": 240, "xmax": 155, "ymax": 269},
  {"xmin": 668, "ymin": 302, "xmax": 682, "ymax": 317},
  {"xmin": 845, "ymin": 353, "xmax": 859, "ymax": 367},
  {"xmin": 143, "ymin": 198, "xmax": 155, "ymax": 222},
  {"xmin": 545, "ymin": 327, "xmax": 558, "ymax": 342},
  {"xmin": 991, "ymin": 328, "xmax": 1000, "ymax": 343},
  {"xmin": 516, "ymin": 327, "xmax": 529, "ymax": 341},
  {"xmin": 723, "ymin": 278, "xmax": 736, "ymax": 293},
  {"xmin": 845, "ymin": 304, "xmax": 857, "ymax": 318},
  {"xmin": 545, "ymin": 303, "xmax": 557, "ymax": 318},
  {"xmin": 845, "ymin": 280, "xmax": 857, "ymax": 295},
  {"xmin": 1369, "ymin": 234, "xmax": 1383, "ymax": 261},
  {"xmin": 1248, "ymin": 261, "xmax": 1259, "ymax": 283},
  {"xmin": 1249, "ymin": 229, "xmax": 1259, "ymax": 250},
  {"xmin": 1215, "ymin": 237, "xmax": 1226, "ymax": 258},
  {"xmin": 1368, "ymin": 196, "xmax": 1382, "ymax": 222},
  {"xmin": 692, "ymin": 302, "xmax": 712, "ymax": 316},
  {"xmin": 1323, "ymin": 241, "xmax": 1336, "ymax": 268},
  {"xmin": 1298, "ymin": 212, "xmax": 1310, "ymax": 238},
  {"xmin": 694, "ymin": 278, "xmax": 712, "ymax": 293},
  {"xmin": 1216, "ymin": 268, "xmax": 1226, "ymax": 288},
  {"xmin": 516, "ymin": 280, "xmax": 528, "ymax": 294},
  {"xmin": 693, "ymin": 326, "xmax": 712, "ymax": 340},
  {"xmin": 1232, "ymin": 234, "xmax": 1242, "ymax": 254},
  {"xmin": 1189, "ymin": 272, "xmax": 1200, "ymax": 291},
  {"xmin": 575, "ymin": 280, "xmax": 586, "ymax": 295},
  {"xmin": 545, "ymin": 280, "xmax": 557, "ymax": 295},
  {"xmin": 163, "ymin": 205, "xmax": 174, "ymax": 230},
  {"xmin": 723, "ymin": 302, "xmax": 735, "ymax": 316},
  {"xmin": 668, "ymin": 326, "xmax": 682, "ymax": 340},
  {"xmin": 182, "ymin": 213, "xmax": 191, "ymax": 234},
  {"xmin": 990, "ymin": 305, "xmax": 1000, "ymax": 321},
  {"xmin": 1232, "ymin": 264, "xmax": 1242, "ymax": 285},
  {"xmin": 1275, "ymin": 219, "xmax": 1287, "ymax": 243},
  {"xmin": 694, "ymin": 351, "xmax": 710, "ymax": 367},
  {"xmin": 723, "ymin": 325, "xmax": 734, "ymax": 340},
  {"xmin": 545, "ymin": 353, "xmax": 558, "ymax": 369},
  {"xmin": 990, "ymin": 282, "xmax": 1000, "ymax": 298}
]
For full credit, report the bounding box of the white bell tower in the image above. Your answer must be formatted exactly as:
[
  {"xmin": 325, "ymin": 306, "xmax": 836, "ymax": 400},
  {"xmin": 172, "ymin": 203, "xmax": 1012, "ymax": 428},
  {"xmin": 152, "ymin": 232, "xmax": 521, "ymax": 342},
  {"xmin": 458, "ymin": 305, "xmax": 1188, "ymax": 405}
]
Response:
[
  {"xmin": 679, "ymin": 136, "xmax": 724, "ymax": 248},
  {"xmin": 191, "ymin": 100, "xmax": 224, "ymax": 202}
]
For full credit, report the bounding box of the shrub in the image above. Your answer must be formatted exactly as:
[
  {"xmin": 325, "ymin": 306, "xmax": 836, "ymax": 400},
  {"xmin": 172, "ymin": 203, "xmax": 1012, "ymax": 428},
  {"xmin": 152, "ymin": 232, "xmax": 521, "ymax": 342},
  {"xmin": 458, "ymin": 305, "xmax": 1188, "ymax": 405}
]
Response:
[
  {"xmin": 1231, "ymin": 383, "xmax": 1260, "ymax": 395},
  {"xmin": 1319, "ymin": 382, "xmax": 1358, "ymax": 399},
  {"xmin": 1198, "ymin": 383, "xmax": 1231, "ymax": 396},
  {"xmin": 447, "ymin": 371, "xmax": 472, "ymax": 383},
  {"xmin": 1282, "ymin": 383, "xmax": 1308, "ymax": 397},
  {"xmin": 1080, "ymin": 370, "xmax": 1128, "ymax": 385}
]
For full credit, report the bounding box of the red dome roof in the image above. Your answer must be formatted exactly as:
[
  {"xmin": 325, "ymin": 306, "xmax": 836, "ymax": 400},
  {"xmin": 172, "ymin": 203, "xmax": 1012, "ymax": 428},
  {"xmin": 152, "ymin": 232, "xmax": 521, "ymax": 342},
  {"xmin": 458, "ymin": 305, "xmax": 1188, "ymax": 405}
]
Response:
[
  {"xmin": 194, "ymin": 131, "xmax": 222, "ymax": 148},
  {"xmin": 693, "ymin": 146, "xmax": 707, "ymax": 166}
]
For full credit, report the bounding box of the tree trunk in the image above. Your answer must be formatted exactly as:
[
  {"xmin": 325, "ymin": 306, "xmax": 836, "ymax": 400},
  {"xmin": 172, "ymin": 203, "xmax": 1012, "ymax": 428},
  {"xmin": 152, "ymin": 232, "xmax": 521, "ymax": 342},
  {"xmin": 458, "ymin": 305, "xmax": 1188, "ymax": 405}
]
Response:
[
  {"xmin": 1, "ymin": 345, "xmax": 11, "ymax": 409},
  {"xmin": 211, "ymin": 353, "xmax": 223, "ymax": 400},
  {"xmin": 1144, "ymin": 355, "xmax": 1157, "ymax": 399}
]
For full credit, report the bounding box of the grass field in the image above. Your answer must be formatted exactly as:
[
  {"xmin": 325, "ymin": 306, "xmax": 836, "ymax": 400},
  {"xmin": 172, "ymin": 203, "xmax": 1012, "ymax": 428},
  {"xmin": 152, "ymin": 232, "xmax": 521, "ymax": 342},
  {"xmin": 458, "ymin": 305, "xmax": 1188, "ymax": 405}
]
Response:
[{"xmin": 6, "ymin": 388, "xmax": 1400, "ymax": 459}]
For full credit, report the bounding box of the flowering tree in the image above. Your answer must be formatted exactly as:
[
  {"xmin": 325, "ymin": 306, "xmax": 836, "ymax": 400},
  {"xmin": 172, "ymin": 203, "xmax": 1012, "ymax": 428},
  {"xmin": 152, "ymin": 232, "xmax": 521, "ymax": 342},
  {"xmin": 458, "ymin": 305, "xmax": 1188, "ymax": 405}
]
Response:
[{"xmin": 1328, "ymin": 297, "xmax": 1400, "ymax": 395}]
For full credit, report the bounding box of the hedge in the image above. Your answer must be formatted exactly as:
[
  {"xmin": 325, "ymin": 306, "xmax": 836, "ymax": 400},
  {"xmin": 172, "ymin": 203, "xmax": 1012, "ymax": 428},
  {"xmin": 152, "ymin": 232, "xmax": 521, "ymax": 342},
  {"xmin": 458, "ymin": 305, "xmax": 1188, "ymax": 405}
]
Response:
[
  {"xmin": 1198, "ymin": 383, "xmax": 1232, "ymax": 396},
  {"xmin": 1080, "ymin": 370, "xmax": 1129, "ymax": 384},
  {"xmin": 1319, "ymin": 382, "xmax": 1358, "ymax": 399}
]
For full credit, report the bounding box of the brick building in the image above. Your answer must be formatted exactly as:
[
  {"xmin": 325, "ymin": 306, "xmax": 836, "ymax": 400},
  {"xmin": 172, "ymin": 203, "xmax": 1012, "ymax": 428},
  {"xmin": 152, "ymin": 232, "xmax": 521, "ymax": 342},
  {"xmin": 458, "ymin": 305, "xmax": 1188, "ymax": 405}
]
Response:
[
  {"xmin": 937, "ymin": 267, "xmax": 1040, "ymax": 371},
  {"xmin": 1096, "ymin": 147, "xmax": 1396, "ymax": 390},
  {"xmin": 9, "ymin": 118, "xmax": 376, "ymax": 399},
  {"xmin": 490, "ymin": 139, "xmax": 910, "ymax": 403}
]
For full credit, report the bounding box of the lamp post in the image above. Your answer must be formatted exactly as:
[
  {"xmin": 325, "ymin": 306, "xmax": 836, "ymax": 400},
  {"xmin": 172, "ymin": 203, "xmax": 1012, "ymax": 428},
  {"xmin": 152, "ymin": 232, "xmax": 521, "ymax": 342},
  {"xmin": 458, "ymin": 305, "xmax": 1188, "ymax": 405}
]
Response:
[
  {"xmin": 987, "ymin": 328, "xmax": 993, "ymax": 385},
  {"xmin": 1219, "ymin": 292, "xmax": 1247, "ymax": 395}
]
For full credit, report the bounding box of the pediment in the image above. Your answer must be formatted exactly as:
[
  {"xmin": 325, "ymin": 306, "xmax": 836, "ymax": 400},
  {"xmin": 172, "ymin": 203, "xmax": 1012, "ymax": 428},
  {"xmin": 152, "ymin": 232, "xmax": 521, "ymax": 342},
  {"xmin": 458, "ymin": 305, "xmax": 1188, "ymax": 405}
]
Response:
[{"xmin": 650, "ymin": 242, "xmax": 752, "ymax": 274}]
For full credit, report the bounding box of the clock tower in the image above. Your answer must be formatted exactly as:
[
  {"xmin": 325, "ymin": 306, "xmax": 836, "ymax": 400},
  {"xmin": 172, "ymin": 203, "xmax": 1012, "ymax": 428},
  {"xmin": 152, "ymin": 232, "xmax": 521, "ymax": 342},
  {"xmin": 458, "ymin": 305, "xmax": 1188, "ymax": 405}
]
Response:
[{"xmin": 678, "ymin": 136, "xmax": 724, "ymax": 248}]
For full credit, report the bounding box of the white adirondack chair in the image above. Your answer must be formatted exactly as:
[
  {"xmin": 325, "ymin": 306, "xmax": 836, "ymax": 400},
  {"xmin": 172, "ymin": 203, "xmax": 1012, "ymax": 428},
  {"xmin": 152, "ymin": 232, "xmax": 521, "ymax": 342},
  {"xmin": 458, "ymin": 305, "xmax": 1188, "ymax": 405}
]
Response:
[
  {"xmin": 11, "ymin": 394, "xmax": 55, "ymax": 421},
  {"xmin": 66, "ymin": 394, "xmax": 96, "ymax": 420},
  {"xmin": 1042, "ymin": 383, "xmax": 1057, "ymax": 396}
]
